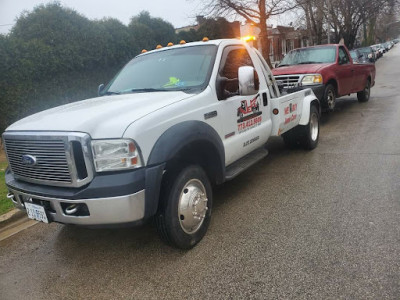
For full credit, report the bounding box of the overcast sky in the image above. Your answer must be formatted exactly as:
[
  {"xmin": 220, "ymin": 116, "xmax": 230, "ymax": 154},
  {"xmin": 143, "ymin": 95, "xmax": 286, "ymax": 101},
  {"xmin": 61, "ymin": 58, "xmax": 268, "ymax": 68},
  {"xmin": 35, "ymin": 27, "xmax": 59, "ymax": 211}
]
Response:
[{"xmin": 0, "ymin": 0, "xmax": 207, "ymax": 34}]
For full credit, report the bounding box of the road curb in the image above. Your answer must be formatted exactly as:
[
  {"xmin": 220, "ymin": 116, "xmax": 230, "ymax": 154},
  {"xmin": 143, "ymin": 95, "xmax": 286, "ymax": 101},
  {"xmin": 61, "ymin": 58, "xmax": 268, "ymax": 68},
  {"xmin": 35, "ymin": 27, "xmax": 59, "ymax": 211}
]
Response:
[
  {"xmin": 0, "ymin": 208, "xmax": 28, "ymax": 230},
  {"xmin": 0, "ymin": 208, "xmax": 39, "ymax": 242}
]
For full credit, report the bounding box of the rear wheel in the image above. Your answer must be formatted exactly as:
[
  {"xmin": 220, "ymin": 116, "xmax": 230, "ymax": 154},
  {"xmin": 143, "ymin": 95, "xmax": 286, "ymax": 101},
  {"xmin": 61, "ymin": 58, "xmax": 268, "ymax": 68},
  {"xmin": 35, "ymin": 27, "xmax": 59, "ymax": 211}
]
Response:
[
  {"xmin": 322, "ymin": 84, "xmax": 336, "ymax": 111},
  {"xmin": 357, "ymin": 80, "xmax": 370, "ymax": 102},
  {"xmin": 299, "ymin": 105, "xmax": 320, "ymax": 150},
  {"xmin": 155, "ymin": 165, "xmax": 212, "ymax": 249}
]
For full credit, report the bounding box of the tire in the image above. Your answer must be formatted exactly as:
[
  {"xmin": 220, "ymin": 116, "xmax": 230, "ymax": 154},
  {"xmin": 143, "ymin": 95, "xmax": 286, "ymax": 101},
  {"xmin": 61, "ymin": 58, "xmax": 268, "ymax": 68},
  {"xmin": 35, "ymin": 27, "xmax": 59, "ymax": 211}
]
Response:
[
  {"xmin": 155, "ymin": 165, "xmax": 212, "ymax": 249},
  {"xmin": 299, "ymin": 105, "xmax": 320, "ymax": 150},
  {"xmin": 322, "ymin": 84, "xmax": 336, "ymax": 111},
  {"xmin": 357, "ymin": 80, "xmax": 370, "ymax": 102}
]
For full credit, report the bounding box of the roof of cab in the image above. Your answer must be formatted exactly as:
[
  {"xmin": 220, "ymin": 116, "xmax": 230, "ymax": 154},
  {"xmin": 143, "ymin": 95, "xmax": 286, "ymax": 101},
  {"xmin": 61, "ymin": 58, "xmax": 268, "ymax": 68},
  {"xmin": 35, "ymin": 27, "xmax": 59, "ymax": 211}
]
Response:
[{"xmin": 137, "ymin": 39, "xmax": 247, "ymax": 57}]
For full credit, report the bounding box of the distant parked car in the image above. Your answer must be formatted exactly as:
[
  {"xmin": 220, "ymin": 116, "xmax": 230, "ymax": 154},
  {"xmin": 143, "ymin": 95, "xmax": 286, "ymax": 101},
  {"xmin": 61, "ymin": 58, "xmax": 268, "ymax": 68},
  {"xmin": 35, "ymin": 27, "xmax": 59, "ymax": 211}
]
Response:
[
  {"xmin": 370, "ymin": 45, "xmax": 382, "ymax": 59},
  {"xmin": 383, "ymin": 42, "xmax": 390, "ymax": 52},
  {"xmin": 358, "ymin": 47, "xmax": 376, "ymax": 63},
  {"xmin": 350, "ymin": 49, "xmax": 369, "ymax": 63}
]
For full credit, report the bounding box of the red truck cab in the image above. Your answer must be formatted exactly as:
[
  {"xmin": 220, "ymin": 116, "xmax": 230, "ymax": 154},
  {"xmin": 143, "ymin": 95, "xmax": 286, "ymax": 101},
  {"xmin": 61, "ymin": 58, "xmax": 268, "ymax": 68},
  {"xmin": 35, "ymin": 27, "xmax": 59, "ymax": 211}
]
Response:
[{"xmin": 272, "ymin": 44, "xmax": 376, "ymax": 111}]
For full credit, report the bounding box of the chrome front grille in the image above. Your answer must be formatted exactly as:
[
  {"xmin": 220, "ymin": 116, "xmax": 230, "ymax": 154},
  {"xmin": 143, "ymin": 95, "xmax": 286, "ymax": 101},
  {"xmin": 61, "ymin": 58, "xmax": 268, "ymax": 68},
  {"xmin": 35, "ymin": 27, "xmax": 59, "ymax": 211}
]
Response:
[
  {"xmin": 5, "ymin": 139, "xmax": 72, "ymax": 183},
  {"xmin": 274, "ymin": 75, "xmax": 300, "ymax": 89},
  {"xmin": 3, "ymin": 132, "xmax": 94, "ymax": 187}
]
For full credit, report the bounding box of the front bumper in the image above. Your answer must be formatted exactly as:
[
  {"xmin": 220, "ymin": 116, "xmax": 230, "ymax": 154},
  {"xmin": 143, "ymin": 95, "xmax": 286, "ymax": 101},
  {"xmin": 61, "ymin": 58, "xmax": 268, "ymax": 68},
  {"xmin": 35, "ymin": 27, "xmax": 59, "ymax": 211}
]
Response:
[
  {"xmin": 8, "ymin": 187, "xmax": 145, "ymax": 225},
  {"xmin": 284, "ymin": 84, "xmax": 325, "ymax": 101},
  {"xmin": 5, "ymin": 163, "xmax": 165, "ymax": 226}
]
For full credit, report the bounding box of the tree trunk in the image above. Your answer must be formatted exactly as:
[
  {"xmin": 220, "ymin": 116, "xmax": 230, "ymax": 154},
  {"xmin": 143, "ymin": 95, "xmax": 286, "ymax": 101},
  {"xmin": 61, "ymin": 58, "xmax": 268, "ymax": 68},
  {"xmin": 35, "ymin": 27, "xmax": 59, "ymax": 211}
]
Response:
[{"xmin": 258, "ymin": 0, "xmax": 272, "ymax": 67}]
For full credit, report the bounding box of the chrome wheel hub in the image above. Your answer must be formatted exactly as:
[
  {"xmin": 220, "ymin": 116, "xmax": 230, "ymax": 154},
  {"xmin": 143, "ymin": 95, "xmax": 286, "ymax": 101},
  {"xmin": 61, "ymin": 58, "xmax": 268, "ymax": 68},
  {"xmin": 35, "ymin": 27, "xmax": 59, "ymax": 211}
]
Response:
[
  {"xmin": 327, "ymin": 90, "xmax": 335, "ymax": 109},
  {"xmin": 310, "ymin": 112, "xmax": 319, "ymax": 141},
  {"xmin": 178, "ymin": 179, "xmax": 208, "ymax": 234},
  {"xmin": 365, "ymin": 85, "xmax": 370, "ymax": 99}
]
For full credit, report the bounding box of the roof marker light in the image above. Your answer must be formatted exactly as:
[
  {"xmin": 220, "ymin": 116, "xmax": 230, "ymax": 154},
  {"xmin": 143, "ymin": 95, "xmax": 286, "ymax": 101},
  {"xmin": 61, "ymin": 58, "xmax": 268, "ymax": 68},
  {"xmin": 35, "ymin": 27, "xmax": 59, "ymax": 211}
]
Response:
[
  {"xmin": 141, "ymin": 49, "xmax": 147, "ymax": 53},
  {"xmin": 203, "ymin": 37, "xmax": 209, "ymax": 42},
  {"xmin": 156, "ymin": 44, "xmax": 162, "ymax": 49},
  {"xmin": 180, "ymin": 40, "xmax": 186, "ymax": 45},
  {"xmin": 241, "ymin": 35, "xmax": 256, "ymax": 42},
  {"xmin": 167, "ymin": 42, "xmax": 174, "ymax": 46}
]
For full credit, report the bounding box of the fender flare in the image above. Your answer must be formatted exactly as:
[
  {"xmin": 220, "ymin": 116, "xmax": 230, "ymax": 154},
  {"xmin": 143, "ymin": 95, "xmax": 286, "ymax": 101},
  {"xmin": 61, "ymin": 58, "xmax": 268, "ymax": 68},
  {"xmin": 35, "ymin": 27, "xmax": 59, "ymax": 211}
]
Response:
[
  {"xmin": 299, "ymin": 92, "xmax": 320, "ymax": 125},
  {"xmin": 144, "ymin": 121, "xmax": 225, "ymax": 217},
  {"xmin": 147, "ymin": 120, "xmax": 225, "ymax": 169}
]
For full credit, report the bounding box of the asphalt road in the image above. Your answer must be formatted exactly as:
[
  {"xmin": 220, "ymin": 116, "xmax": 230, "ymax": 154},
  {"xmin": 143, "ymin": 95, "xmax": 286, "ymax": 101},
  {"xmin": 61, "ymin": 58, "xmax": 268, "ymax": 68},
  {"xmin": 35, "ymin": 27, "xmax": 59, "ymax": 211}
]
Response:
[{"xmin": 1, "ymin": 46, "xmax": 400, "ymax": 300}]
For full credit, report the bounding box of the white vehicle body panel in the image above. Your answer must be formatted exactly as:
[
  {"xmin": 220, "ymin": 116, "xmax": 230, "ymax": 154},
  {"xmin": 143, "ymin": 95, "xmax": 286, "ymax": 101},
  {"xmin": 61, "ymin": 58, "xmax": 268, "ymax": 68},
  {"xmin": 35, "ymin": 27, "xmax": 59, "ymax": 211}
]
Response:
[{"xmin": 7, "ymin": 92, "xmax": 195, "ymax": 139}]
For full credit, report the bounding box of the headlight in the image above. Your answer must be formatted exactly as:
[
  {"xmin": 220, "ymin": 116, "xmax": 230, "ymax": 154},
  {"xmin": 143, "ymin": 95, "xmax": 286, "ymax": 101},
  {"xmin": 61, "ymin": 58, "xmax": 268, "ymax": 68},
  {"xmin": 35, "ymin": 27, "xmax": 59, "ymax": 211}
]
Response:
[
  {"xmin": 91, "ymin": 139, "xmax": 142, "ymax": 172},
  {"xmin": 301, "ymin": 74, "xmax": 323, "ymax": 85}
]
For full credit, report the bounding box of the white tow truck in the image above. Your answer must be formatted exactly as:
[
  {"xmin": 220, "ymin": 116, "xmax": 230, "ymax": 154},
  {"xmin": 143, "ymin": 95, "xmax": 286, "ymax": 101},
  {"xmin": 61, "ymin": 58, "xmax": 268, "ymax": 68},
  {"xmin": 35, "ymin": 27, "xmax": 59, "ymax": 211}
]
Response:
[{"xmin": 3, "ymin": 39, "xmax": 320, "ymax": 249}]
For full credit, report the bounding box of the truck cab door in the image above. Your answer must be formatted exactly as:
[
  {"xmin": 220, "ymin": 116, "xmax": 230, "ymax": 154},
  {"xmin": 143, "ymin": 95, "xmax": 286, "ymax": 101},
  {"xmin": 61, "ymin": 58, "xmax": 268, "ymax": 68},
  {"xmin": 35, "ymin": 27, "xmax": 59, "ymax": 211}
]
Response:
[
  {"xmin": 216, "ymin": 45, "xmax": 272, "ymax": 166},
  {"xmin": 337, "ymin": 46, "xmax": 354, "ymax": 95}
]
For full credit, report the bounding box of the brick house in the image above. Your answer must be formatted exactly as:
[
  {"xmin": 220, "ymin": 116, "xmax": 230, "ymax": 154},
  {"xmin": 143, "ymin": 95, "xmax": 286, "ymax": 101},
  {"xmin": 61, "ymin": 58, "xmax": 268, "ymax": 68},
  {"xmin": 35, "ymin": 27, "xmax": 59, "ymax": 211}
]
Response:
[{"xmin": 240, "ymin": 23, "xmax": 310, "ymax": 65}]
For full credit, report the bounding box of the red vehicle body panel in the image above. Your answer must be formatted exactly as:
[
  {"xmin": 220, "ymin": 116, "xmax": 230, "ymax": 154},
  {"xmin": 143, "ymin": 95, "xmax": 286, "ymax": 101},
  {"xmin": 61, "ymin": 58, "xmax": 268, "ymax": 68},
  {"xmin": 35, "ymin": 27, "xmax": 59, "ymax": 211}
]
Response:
[{"xmin": 272, "ymin": 44, "xmax": 376, "ymax": 98}]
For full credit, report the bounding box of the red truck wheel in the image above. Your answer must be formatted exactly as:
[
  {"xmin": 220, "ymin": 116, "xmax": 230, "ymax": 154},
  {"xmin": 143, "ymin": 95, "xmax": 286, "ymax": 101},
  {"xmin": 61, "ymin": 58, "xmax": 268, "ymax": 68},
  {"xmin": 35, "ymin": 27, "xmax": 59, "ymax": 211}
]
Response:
[
  {"xmin": 357, "ymin": 80, "xmax": 370, "ymax": 102},
  {"xmin": 323, "ymin": 84, "xmax": 336, "ymax": 111}
]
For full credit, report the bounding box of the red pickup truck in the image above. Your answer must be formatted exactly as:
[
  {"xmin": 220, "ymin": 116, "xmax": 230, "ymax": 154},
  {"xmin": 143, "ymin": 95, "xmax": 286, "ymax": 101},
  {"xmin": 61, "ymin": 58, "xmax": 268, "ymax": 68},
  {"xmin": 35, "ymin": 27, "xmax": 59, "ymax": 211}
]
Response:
[{"xmin": 272, "ymin": 44, "xmax": 376, "ymax": 111}]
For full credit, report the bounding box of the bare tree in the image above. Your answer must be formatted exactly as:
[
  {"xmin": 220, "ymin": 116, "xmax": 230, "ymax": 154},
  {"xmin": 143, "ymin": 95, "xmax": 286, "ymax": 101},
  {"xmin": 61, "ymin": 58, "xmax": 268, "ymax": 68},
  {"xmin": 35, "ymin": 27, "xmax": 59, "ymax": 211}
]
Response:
[
  {"xmin": 198, "ymin": 0, "xmax": 297, "ymax": 66},
  {"xmin": 298, "ymin": 0, "xmax": 325, "ymax": 45},
  {"xmin": 295, "ymin": 0, "xmax": 398, "ymax": 48}
]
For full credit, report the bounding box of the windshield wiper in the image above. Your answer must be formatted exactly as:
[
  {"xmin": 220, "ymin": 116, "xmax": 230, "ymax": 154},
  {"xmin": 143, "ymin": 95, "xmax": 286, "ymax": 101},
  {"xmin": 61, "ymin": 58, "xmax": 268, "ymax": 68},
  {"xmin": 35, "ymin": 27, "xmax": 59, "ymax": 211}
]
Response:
[
  {"xmin": 277, "ymin": 64, "xmax": 291, "ymax": 67},
  {"xmin": 129, "ymin": 88, "xmax": 168, "ymax": 93},
  {"xmin": 104, "ymin": 91, "xmax": 121, "ymax": 95},
  {"xmin": 298, "ymin": 61, "xmax": 324, "ymax": 64}
]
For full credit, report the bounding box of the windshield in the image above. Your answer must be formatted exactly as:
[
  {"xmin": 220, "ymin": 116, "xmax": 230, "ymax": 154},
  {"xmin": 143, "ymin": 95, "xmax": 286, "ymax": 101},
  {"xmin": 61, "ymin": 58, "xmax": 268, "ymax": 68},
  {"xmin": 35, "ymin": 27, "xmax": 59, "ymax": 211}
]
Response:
[
  {"xmin": 279, "ymin": 47, "xmax": 336, "ymax": 66},
  {"xmin": 358, "ymin": 47, "xmax": 372, "ymax": 54},
  {"xmin": 104, "ymin": 45, "xmax": 217, "ymax": 94}
]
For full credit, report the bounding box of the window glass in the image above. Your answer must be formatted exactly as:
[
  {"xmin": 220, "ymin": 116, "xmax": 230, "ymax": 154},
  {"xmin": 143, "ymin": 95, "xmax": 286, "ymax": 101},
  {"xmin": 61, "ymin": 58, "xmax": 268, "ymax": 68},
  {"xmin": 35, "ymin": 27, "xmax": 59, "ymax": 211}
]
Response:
[
  {"xmin": 279, "ymin": 46, "xmax": 336, "ymax": 66},
  {"xmin": 219, "ymin": 46, "xmax": 255, "ymax": 95},
  {"xmin": 105, "ymin": 45, "xmax": 217, "ymax": 94},
  {"xmin": 338, "ymin": 47, "xmax": 349, "ymax": 64}
]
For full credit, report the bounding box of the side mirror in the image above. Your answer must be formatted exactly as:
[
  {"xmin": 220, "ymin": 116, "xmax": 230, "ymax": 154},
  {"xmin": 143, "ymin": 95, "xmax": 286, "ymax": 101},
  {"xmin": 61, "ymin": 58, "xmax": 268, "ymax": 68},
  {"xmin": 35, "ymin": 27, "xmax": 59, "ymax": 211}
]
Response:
[
  {"xmin": 98, "ymin": 84, "xmax": 105, "ymax": 96},
  {"xmin": 238, "ymin": 66, "xmax": 259, "ymax": 96}
]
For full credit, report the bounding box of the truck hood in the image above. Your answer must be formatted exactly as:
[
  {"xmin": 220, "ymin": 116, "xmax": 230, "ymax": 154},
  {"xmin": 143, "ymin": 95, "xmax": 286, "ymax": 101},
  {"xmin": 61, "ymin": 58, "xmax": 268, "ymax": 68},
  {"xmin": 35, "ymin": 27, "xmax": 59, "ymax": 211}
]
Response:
[
  {"xmin": 6, "ymin": 91, "xmax": 194, "ymax": 138},
  {"xmin": 272, "ymin": 63, "xmax": 334, "ymax": 75}
]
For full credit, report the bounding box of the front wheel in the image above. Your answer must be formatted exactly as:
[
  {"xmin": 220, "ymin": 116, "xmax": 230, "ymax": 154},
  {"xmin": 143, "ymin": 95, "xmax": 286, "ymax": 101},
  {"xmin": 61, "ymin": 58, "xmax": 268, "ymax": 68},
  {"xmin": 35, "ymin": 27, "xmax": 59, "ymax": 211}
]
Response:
[
  {"xmin": 155, "ymin": 165, "xmax": 212, "ymax": 249},
  {"xmin": 357, "ymin": 80, "xmax": 370, "ymax": 102},
  {"xmin": 299, "ymin": 105, "xmax": 320, "ymax": 150},
  {"xmin": 323, "ymin": 84, "xmax": 336, "ymax": 112}
]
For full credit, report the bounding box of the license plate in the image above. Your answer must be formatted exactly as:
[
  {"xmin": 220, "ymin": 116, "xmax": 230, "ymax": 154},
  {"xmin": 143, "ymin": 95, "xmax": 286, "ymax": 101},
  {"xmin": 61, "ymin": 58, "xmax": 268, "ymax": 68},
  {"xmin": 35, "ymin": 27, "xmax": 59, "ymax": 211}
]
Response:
[{"xmin": 25, "ymin": 202, "xmax": 49, "ymax": 223}]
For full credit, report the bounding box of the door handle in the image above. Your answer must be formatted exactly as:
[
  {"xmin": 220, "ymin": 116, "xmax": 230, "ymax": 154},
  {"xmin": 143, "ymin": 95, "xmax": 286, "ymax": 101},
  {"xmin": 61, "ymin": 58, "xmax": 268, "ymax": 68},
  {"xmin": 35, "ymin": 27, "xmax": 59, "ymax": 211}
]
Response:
[{"xmin": 262, "ymin": 92, "xmax": 268, "ymax": 106}]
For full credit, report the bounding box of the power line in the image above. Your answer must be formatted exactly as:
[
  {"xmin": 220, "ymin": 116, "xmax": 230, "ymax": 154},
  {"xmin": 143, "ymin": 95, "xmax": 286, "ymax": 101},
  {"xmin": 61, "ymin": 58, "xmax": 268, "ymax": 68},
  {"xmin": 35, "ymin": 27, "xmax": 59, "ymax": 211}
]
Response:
[{"xmin": 0, "ymin": 23, "xmax": 14, "ymax": 27}]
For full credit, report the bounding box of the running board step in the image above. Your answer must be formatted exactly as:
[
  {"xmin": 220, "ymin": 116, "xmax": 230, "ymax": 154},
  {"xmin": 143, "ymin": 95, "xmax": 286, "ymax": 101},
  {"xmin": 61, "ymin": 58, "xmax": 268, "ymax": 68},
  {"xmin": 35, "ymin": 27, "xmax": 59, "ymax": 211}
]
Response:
[{"xmin": 225, "ymin": 148, "xmax": 268, "ymax": 181}]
